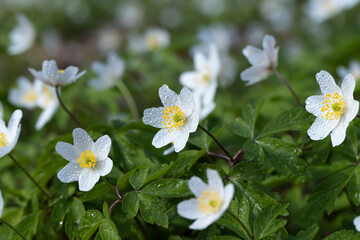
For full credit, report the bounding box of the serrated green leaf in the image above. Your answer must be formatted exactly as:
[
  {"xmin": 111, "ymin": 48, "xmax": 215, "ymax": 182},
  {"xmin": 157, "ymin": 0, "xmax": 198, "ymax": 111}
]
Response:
[
  {"xmin": 138, "ymin": 193, "xmax": 169, "ymax": 228},
  {"xmin": 323, "ymin": 230, "xmax": 360, "ymax": 240},
  {"xmin": 79, "ymin": 210, "xmax": 104, "ymax": 240},
  {"xmin": 165, "ymin": 150, "xmax": 205, "ymax": 178},
  {"xmin": 122, "ymin": 192, "xmax": 139, "ymax": 218},
  {"xmin": 9, "ymin": 211, "xmax": 42, "ymax": 240},
  {"xmin": 258, "ymin": 107, "xmax": 312, "ymax": 138},
  {"xmin": 130, "ymin": 166, "xmax": 149, "ymax": 189},
  {"xmin": 141, "ymin": 179, "xmax": 191, "ymax": 198},
  {"xmin": 78, "ymin": 183, "xmax": 109, "ymax": 202},
  {"xmin": 230, "ymin": 102, "xmax": 262, "ymax": 139},
  {"xmin": 243, "ymin": 139, "xmax": 264, "ymax": 162},
  {"xmin": 295, "ymin": 224, "xmax": 319, "ymax": 240},
  {"xmin": 99, "ymin": 218, "xmax": 121, "ymax": 240},
  {"xmin": 51, "ymin": 198, "xmax": 68, "ymax": 232},
  {"xmin": 142, "ymin": 164, "xmax": 171, "ymax": 186},
  {"xmin": 336, "ymin": 123, "xmax": 358, "ymax": 159},
  {"xmin": 229, "ymin": 161, "xmax": 267, "ymax": 181},
  {"xmin": 209, "ymin": 236, "xmax": 242, "ymax": 240},
  {"xmin": 257, "ymin": 138, "xmax": 307, "ymax": 175},
  {"xmin": 218, "ymin": 211, "xmax": 252, "ymax": 240},
  {"xmin": 65, "ymin": 197, "xmax": 86, "ymax": 240}
]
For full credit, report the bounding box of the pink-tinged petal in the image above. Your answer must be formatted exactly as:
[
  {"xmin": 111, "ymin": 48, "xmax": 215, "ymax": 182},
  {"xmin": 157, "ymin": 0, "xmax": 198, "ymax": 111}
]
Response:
[
  {"xmin": 142, "ymin": 107, "xmax": 165, "ymax": 128},
  {"xmin": 188, "ymin": 176, "xmax": 208, "ymax": 198},
  {"xmin": 57, "ymin": 162, "xmax": 82, "ymax": 183},
  {"xmin": 73, "ymin": 128, "xmax": 94, "ymax": 151},
  {"xmin": 55, "ymin": 142, "xmax": 79, "ymax": 162},
  {"xmin": 78, "ymin": 169, "xmax": 100, "ymax": 191},
  {"xmin": 305, "ymin": 95, "xmax": 325, "ymax": 118},
  {"xmin": 315, "ymin": 70, "xmax": 341, "ymax": 95},
  {"xmin": 207, "ymin": 169, "xmax": 224, "ymax": 197},
  {"xmin": 307, "ymin": 117, "xmax": 339, "ymax": 141},
  {"xmin": 178, "ymin": 87, "xmax": 194, "ymax": 116},
  {"xmin": 242, "ymin": 46, "xmax": 269, "ymax": 66},
  {"xmin": 240, "ymin": 66, "xmax": 272, "ymax": 85},
  {"xmin": 96, "ymin": 157, "xmax": 113, "ymax": 176},
  {"xmin": 262, "ymin": 35, "xmax": 278, "ymax": 67},
  {"xmin": 93, "ymin": 135, "xmax": 111, "ymax": 160},
  {"xmin": 330, "ymin": 118, "xmax": 349, "ymax": 147},
  {"xmin": 173, "ymin": 126, "xmax": 190, "ymax": 152},
  {"xmin": 152, "ymin": 128, "xmax": 178, "ymax": 149},
  {"xmin": 177, "ymin": 198, "xmax": 206, "ymax": 220},
  {"xmin": 159, "ymin": 84, "xmax": 177, "ymax": 107}
]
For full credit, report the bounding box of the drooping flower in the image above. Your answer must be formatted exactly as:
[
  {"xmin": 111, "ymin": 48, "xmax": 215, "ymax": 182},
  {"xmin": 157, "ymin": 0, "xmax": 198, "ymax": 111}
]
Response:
[
  {"xmin": 8, "ymin": 14, "xmax": 36, "ymax": 55},
  {"xmin": 55, "ymin": 128, "xmax": 113, "ymax": 191},
  {"xmin": 177, "ymin": 169, "xmax": 234, "ymax": 230},
  {"xmin": 0, "ymin": 110, "xmax": 22, "ymax": 158},
  {"xmin": 337, "ymin": 60, "xmax": 360, "ymax": 81},
  {"xmin": 8, "ymin": 77, "xmax": 43, "ymax": 109},
  {"xmin": 142, "ymin": 85, "xmax": 199, "ymax": 152},
  {"xmin": 0, "ymin": 190, "xmax": 3, "ymax": 218},
  {"xmin": 354, "ymin": 216, "xmax": 360, "ymax": 232},
  {"xmin": 305, "ymin": 70, "xmax": 359, "ymax": 146},
  {"xmin": 240, "ymin": 35, "xmax": 279, "ymax": 86},
  {"xmin": 29, "ymin": 60, "xmax": 85, "ymax": 87},
  {"xmin": 89, "ymin": 52, "xmax": 125, "ymax": 90}
]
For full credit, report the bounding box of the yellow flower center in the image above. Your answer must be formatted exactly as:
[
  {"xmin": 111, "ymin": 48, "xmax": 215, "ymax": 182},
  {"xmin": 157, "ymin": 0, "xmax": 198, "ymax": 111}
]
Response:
[
  {"xmin": 58, "ymin": 69, "xmax": 64, "ymax": 74},
  {"xmin": 162, "ymin": 106, "xmax": 186, "ymax": 132},
  {"xmin": 0, "ymin": 133, "xmax": 9, "ymax": 148},
  {"xmin": 78, "ymin": 150, "xmax": 97, "ymax": 169},
  {"xmin": 196, "ymin": 67, "xmax": 212, "ymax": 85},
  {"xmin": 23, "ymin": 90, "xmax": 38, "ymax": 103},
  {"xmin": 197, "ymin": 189, "xmax": 222, "ymax": 214},
  {"xmin": 146, "ymin": 34, "xmax": 160, "ymax": 50},
  {"xmin": 321, "ymin": 93, "xmax": 346, "ymax": 120}
]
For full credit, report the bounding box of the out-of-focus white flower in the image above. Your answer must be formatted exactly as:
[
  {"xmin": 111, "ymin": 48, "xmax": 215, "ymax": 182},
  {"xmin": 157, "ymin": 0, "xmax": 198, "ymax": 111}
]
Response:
[
  {"xmin": 8, "ymin": 14, "xmax": 36, "ymax": 55},
  {"xmin": 29, "ymin": 60, "xmax": 85, "ymax": 87},
  {"xmin": 35, "ymin": 85, "xmax": 58, "ymax": 130},
  {"xmin": 305, "ymin": 70, "xmax": 359, "ymax": 146},
  {"xmin": 260, "ymin": 0, "xmax": 294, "ymax": 32},
  {"xmin": 128, "ymin": 27, "xmax": 170, "ymax": 53},
  {"xmin": 96, "ymin": 26, "xmax": 123, "ymax": 54},
  {"xmin": 240, "ymin": 35, "xmax": 279, "ymax": 86},
  {"xmin": 142, "ymin": 85, "xmax": 199, "ymax": 152},
  {"xmin": 305, "ymin": 0, "xmax": 360, "ymax": 23},
  {"xmin": 55, "ymin": 128, "xmax": 113, "ymax": 191},
  {"xmin": 196, "ymin": 0, "xmax": 225, "ymax": 17},
  {"xmin": 159, "ymin": 7, "xmax": 183, "ymax": 29},
  {"xmin": 8, "ymin": 77, "xmax": 43, "ymax": 109},
  {"xmin": 89, "ymin": 52, "xmax": 125, "ymax": 90},
  {"xmin": 0, "ymin": 190, "xmax": 3, "ymax": 218},
  {"xmin": 116, "ymin": 1, "xmax": 144, "ymax": 29},
  {"xmin": 196, "ymin": 25, "xmax": 235, "ymax": 53},
  {"xmin": 354, "ymin": 216, "xmax": 360, "ymax": 232},
  {"xmin": 0, "ymin": 110, "xmax": 22, "ymax": 158},
  {"xmin": 177, "ymin": 169, "xmax": 234, "ymax": 230},
  {"xmin": 337, "ymin": 60, "xmax": 360, "ymax": 81}
]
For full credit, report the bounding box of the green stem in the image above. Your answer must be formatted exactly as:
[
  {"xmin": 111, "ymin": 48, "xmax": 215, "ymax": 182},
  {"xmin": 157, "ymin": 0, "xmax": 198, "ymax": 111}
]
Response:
[
  {"xmin": 0, "ymin": 219, "xmax": 26, "ymax": 240},
  {"xmin": 226, "ymin": 210, "xmax": 253, "ymax": 240},
  {"xmin": 273, "ymin": 69, "xmax": 302, "ymax": 107},
  {"xmin": 101, "ymin": 176, "xmax": 119, "ymax": 199},
  {"xmin": 55, "ymin": 87, "xmax": 85, "ymax": 128},
  {"xmin": 8, "ymin": 154, "xmax": 50, "ymax": 199},
  {"xmin": 115, "ymin": 80, "xmax": 139, "ymax": 121}
]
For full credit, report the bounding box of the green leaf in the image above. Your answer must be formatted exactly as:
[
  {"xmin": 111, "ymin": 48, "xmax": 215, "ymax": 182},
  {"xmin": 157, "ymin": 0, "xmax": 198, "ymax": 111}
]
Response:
[
  {"xmin": 165, "ymin": 150, "xmax": 205, "ymax": 178},
  {"xmin": 336, "ymin": 123, "xmax": 358, "ymax": 159},
  {"xmin": 305, "ymin": 166, "xmax": 354, "ymax": 224},
  {"xmin": 295, "ymin": 224, "xmax": 319, "ymax": 240},
  {"xmin": 257, "ymin": 107, "xmax": 313, "ymax": 138},
  {"xmin": 142, "ymin": 164, "xmax": 172, "ymax": 186},
  {"xmin": 218, "ymin": 210, "xmax": 252, "ymax": 240},
  {"xmin": 9, "ymin": 211, "xmax": 42, "ymax": 240},
  {"xmin": 141, "ymin": 179, "xmax": 191, "ymax": 198},
  {"xmin": 209, "ymin": 237, "xmax": 242, "ymax": 240},
  {"xmin": 253, "ymin": 203, "xmax": 288, "ymax": 239},
  {"xmin": 138, "ymin": 193, "xmax": 169, "ymax": 228},
  {"xmin": 230, "ymin": 102, "xmax": 262, "ymax": 139},
  {"xmin": 323, "ymin": 230, "xmax": 360, "ymax": 240},
  {"xmin": 130, "ymin": 166, "xmax": 150, "ymax": 189},
  {"xmin": 348, "ymin": 165, "xmax": 360, "ymax": 206},
  {"xmin": 51, "ymin": 198, "xmax": 69, "ymax": 232},
  {"xmin": 257, "ymin": 138, "xmax": 307, "ymax": 175},
  {"xmin": 243, "ymin": 139, "xmax": 264, "ymax": 162},
  {"xmin": 111, "ymin": 212, "xmax": 145, "ymax": 240},
  {"xmin": 99, "ymin": 218, "xmax": 121, "ymax": 240},
  {"xmin": 229, "ymin": 161, "xmax": 267, "ymax": 182},
  {"xmin": 65, "ymin": 197, "xmax": 86, "ymax": 240},
  {"xmin": 79, "ymin": 210, "xmax": 104, "ymax": 240},
  {"xmin": 78, "ymin": 183, "xmax": 109, "ymax": 202},
  {"xmin": 103, "ymin": 202, "xmax": 110, "ymax": 219},
  {"xmin": 122, "ymin": 192, "xmax": 139, "ymax": 218}
]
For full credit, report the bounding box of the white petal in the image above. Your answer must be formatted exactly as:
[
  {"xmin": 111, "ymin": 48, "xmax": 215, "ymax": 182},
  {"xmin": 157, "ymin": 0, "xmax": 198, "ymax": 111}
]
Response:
[
  {"xmin": 93, "ymin": 135, "xmax": 112, "ymax": 160},
  {"xmin": 0, "ymin": 190, "xmax": 3, "ymax": 218},
  {"xmin": 315, "ymin": 70, "xmax": 341, "ymax": 95},
  {"xmin": 189, "ymin": 213, "xmax": 220, "ymax": 230},
  {"xmin": 209, "ymin": 44, "xmax": 221, "ymax": 76},
  {"xmin": 354, "ymin": 216, "xmax": 360, "ymax": 232},
  {"xmin": 28, "ymin": 68, "xmax": 45, "ymax": 83},
  {"xmin": 188, "ymin": 176, "xmax": 208, "ymax": 198},
  {"xmin": 186, "ymin": 112, "xmax": 199, "ymax": 133},
  {"xmin": 163, "ymin": 145, "xmax": 175, "ymax": 155},
  {"xmin": 89, "ymin": 78, "xmax": 110, "ymax": 90},
  {"xmin": 177, "ymin": 198, "xmax": 206, "ymax": 220},
  {"xmin": 152, "ymin": 128, "xmax": 178, "ymax": 149},
  {"xmin": 55, "ymin": 142, "xmax": 79, "ymax": 162},
  {"xmin": 96, "ymin": 157, "xmax": 113, "ymax": 176},
  {"xmin": 159, "ymin": 84, "xmax": 177, "ymax": 107},
  {"xmin": 57, "ymin": 162, "xmax": 82, "ymax": 183},
  {"xmin": 59, "ymin": 66, "xmax": 79, "ymax": 86},
  {"xmin": 35, "ymin": 102, "xmax": 58, "ymax": 130},
  {"xmin": 142, "ymin": 107, "xmax": 165, "ymax": 128},
  {"xmin": 345, "ymin": 100, "xmax": 359, "ymax": 123},
  {"xmin": 173, "ymin": 126, "xmax": 190, "ymax": 152},
  {"xmin": 73, "ymin": 128, "xmax": 94, "ymax": 151},
  {"xmin": 207, "ymin": 169, "xmax": 224, "ymax": 196},
  {"xmin": 330, "ymin": 118, "xmax": 349, "ymax": 147},
  {"xmin": 78, "ymin": 169, "xmax": 100, "ymax": 191},
  {"xmin": 307, "ymin": 117, "xmax": 339, "ymax": 141},
  {"xmin": 43, "ymin": 60, "xmax": 60, "ymax": 85},
  {"xmin": 221, "ymin": 184, "xmax": 235, "ymax": 213},
  {"xmin": 91, "ymin": 61, "xmax": 106, "ymax": 74},
  {"xmin": 262, "ymin": 35, "xmax": 278, "ymax": 67},
  {"xmin": 178, "ymin": 87, "xmax": 194, "ymax": 116},
  {"xmin": 179, "ymin": 72, "xmax": 198, "ymax": 90},
  {"xmin": 305, "ymin": 95, "xmax": 325, "ymax": 117},
  {"xmin": 7, "ymin": 110, "xmax": 22, "ymax": 137},
  {"xmin": 242, "ymin": 46, "xmax": 269, "ymax": 66},
  {"xmin": 194, "ymin": 52, "xmax": 208, "ymax": 70},
  {"xmin": 341, "ymin": 74, "xmax": 356, "ymax": 105},
  {"xmin": 240, "ymin": 66, "xmax": 271, "ymax": 85}
]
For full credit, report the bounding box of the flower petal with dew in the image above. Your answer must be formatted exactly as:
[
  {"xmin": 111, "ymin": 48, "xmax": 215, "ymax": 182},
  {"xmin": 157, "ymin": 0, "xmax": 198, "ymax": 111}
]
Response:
[
  {"xmin": 177, "ymin": 169, "xmax": 234, "ymax": 230},
  {"xmin": 240, "ymin": 35, "xmax": 279, "ymax": 86},
  {"xmin": 142, "ymin": 84, "xmax": 199, "ymax": 152},
  {"xmin": 89, "ymin": 52, "xmax": 125, "ymax": 90},
  {"xmin": 305, "ymin": 70, "xmax": 359, "ymax": 147},
  {"xmin": 55, "ymin": 128, "xmax": 113, "ymax": 191},
  {"xmin": 0, "ymin": 110, "xmax": 22, "ymax": 158},
  {"xmin": 8, "ymin": 14, "xmax": 36, "ymax": 55},
  {"xmin": 29, "ymin": 60, "xmax": 86, "ymax": 87},
  {"xmin": 8, "ymin": 77, "xmax": 43, "ymax": 109},
  {"xmin": 0, "ymin": 190, "xmax": 3, "ymax": 218}
]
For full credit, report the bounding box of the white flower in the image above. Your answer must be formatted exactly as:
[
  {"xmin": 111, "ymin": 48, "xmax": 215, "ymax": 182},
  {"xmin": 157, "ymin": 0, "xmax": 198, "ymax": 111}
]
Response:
[
  {"xmin": 354, "ymin": 216, "xmax": 360, "ymax": 232},
  {"xmin": 142, "ymin": 85, "xmax": 199, "ymax": 152},
  {"xmin": 116, "ymin": 1, "xmax": 144, "ymax": 29},
  {"xmin": 0, "ymin": 110, "xmax": 22, "ymax": 158},
  {"xmin": 8, "ymin": 77, "xmax": 43, "ymax": 109},
  {"xmin": 55, "ymin": 128, "xmax": 113, "ymax": 191},
  {"xmin": 29, "ymin": 60, "xmax": 85, "ymax": 87},
  {"xmin": 35, "ymin": 85, "xmax": 59, "ymax": 130},
  {"xmin": 128, "ymin": 27, "xmax": 170, "ymax": 53},
  {"xmin": 337, "ymin": 60, "xmax": 360, "ymax": 81},
  {"xmin": 8, "ymin": 14, "xmax": 36, "ymax": 55},
  {"xmin": 0, "ymin": 190, "xmax": 3, "ymax": 218},
  {"xmin": 89, "ymin": 52, "xmax": 125, "ymax": 90},
  {"xmin": 305, "ymin": 70, "xmax": 359, "ymax": 147},
  {"xmin": 196, "ymin": 24, "xmax": 235, "ymax": 53},
  {"xmin": 240, "ymin": 35, "xmax": 279, "ymax": 86},
  {"xmin": 177, "ymin": 169, "xmax": 234, "ymax": 230}
]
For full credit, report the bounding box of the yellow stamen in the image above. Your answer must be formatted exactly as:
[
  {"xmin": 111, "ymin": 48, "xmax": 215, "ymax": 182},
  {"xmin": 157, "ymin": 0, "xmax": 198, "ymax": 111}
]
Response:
[
  {"xmin": 78, "ymin": 150, "xmax": 97, "ymax": 169},
  {"xmin": 146, "ymin": 35, "xmax": 159, "ymax": 50},
  {"xmin": 0, "ymin": 133, "xmax": 9, "ymax": 148},
  {"xmin": 196, "ymin": 66, "xmax": 212, "ymax": 85},
  {"xmin": 320, "ymin": 93, "xmax": 346, "ymax": 120},
  {"xmin": 23, "ymin": 90, "xmax": 38, "ymax": 103},
  {"xmin": 161, "ymin": 106, "xmax": 186, "ymax": 132},
  {"xmin": 197, "ymin": 188, "xmax": 222, "ymax": 214},
  {"xmin": 58, "ymin": 69, "xmax": 64, "ymax": 74}
]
